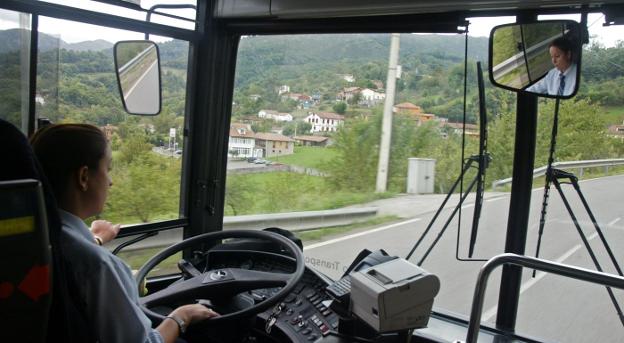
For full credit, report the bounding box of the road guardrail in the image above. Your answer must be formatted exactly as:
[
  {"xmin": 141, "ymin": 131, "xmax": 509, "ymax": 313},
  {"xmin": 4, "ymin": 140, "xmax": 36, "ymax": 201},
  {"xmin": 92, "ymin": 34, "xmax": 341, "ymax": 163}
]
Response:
[
  {"xmin": 492, "ymin": 158, "xmax": 624, "ymax": 190},
  {"xmin": 109, "ymin": 207, "xmax": 378, "ymax": 252}
]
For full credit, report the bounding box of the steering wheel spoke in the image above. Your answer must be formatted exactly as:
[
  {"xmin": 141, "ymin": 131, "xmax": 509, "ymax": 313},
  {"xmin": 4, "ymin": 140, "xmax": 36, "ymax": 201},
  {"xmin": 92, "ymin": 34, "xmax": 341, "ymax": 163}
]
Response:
[{"xmin": 136, "ymin": 230, "xmax": 305, "ymax": 325}]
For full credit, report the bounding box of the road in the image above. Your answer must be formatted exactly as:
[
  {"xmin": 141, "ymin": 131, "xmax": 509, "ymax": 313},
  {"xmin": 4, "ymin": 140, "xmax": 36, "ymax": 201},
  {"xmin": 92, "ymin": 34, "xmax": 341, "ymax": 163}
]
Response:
[
  {"xmin": 303, "ymin": 175, "xmax": 624, "ymax": 342},
  {"xmin": 124, "ymin": 60, "xmax": 159, "ymax": 114}
]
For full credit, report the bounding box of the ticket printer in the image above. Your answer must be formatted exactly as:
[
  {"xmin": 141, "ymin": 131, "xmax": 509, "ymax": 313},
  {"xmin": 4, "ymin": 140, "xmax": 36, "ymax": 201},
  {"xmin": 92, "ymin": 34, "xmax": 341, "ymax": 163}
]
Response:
[{"xmin": 349, "ymin": 258, "xmax": 440, "ymax": 333}]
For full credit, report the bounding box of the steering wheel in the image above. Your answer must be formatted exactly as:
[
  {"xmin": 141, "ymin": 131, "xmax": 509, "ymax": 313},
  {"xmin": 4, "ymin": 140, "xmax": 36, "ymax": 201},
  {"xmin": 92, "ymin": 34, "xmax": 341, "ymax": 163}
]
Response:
[{"xmin": 136, "ymin": 230, "xmax": 305, "ymax": 326}]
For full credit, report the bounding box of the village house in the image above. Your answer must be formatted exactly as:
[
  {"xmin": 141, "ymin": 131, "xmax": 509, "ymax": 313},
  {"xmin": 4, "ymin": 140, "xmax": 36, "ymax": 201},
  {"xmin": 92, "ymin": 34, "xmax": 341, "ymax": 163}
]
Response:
[
  {"xmin": 336, "ymin": 87, "xmax": 361, "ymax": 101},
  {"xmin": 293, "ymin": 135, "xmax": 331, "ymax": 147},
  {"xmin": 258, "ymin": 110, "xmax": 293, "ymax": 122},
  {"xmin": 254, "ymin": 132, "xmax": 295, "ymax": 157},
  {"xmin": 608, "ymin": 122, "xmax": 624, "ymax": 141},
  {"xmin": 277, "ymin": 85, "xmax": 290, "ymax": 95},
  {"xmin": 228, "ymin": 123, "xmax": 258, "ymax": 158},
  {"xmin": 339, "ymin": 74, "xmax": 355, "ymax": 83},
  {"xmin": 304, "ymin": 112, "xmax": 345, "ymax": 133},
  {"xmin": 359, "ymin": 88, "xmax": 386, "ymax": 107},
  {"xmin": 393, "ymin": 102, "xmax": 436, "ymax": 125},
  {"xmin": 442, "ymin": 122, "xmax": 480, "ymax": 137},
  {"xmin": 371, "ymin": 80, "xmax": 384, "ymax": 89}
]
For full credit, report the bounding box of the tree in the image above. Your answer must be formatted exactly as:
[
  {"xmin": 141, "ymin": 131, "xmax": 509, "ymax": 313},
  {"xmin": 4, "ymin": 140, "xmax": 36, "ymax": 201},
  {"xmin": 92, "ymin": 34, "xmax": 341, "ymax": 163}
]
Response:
[
  {"xmin": 105, "ymin": 154, "xmax": 180, "ymax": 223},
  {"xmin": 325, "ymin": 110, "xmax": 444, "ymax": 192},
  {"xmin": 333, "ymin": 102, "xmax": 347, "ymax": 114},
  {"xmin": 224, "ymin": 175, "xmax": 257, "ymax": 215}
]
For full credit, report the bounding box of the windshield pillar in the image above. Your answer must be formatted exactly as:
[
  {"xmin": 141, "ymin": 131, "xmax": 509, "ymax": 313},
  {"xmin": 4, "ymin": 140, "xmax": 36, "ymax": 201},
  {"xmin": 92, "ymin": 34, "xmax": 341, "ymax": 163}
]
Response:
[{"xmin": 496, "ymin": 93, "xmax": 538, "ymax": 332}]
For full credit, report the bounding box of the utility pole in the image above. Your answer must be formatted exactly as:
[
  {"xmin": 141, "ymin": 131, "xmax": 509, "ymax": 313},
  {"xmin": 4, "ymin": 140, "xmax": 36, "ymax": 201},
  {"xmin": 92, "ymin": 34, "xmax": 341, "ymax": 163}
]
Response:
[{"xmin": 376, "ymin": 33, "xmax": 400, "ymax": 193}]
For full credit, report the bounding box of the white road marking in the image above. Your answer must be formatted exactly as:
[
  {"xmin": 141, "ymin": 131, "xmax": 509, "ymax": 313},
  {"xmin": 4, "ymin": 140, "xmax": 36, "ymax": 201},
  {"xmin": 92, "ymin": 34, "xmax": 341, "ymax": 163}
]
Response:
[
  {"xmin": 303, "ymin": 217, "xmax": 422, "ymax": 251},
  {"xmin": 486, "ymin": 196, "xmax": 507, "ymax": 203},
  {"xmin": 124, "ymin": 60, "xmax": 158, "ymax": 101},
  {"xmin": 461, "ymin": 204, "xmax": 475, "ymax": 210},
  {"xmin": 482, "ymin": 231, "xmax": 601, "ymax": 322},
  {"xmin": 608, "ymin": 217, "xmax": 621, "ymax": 227}
]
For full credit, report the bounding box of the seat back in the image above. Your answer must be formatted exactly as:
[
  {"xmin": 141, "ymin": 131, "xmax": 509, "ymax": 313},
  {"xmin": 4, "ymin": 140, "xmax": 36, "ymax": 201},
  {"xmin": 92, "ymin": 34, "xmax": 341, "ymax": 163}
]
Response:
[
  {"xmin": 0, "ymin": 118, "xmax": 82, "ymax": 342},
  {"xmin": 0, "ymin": 179, "xmax": 51, "ymax": 342}
]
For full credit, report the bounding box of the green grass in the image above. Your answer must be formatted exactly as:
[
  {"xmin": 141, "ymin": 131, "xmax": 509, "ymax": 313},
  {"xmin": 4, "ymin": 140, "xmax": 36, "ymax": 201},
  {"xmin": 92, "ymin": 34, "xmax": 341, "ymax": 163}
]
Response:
[
  {"xmin": 297, "ymin": 215, "xmax": 400, "ymax": 243},
  {"xmin": 267, "ymin": 146, "xmax": 338, "ymax": 170},
  {"xmin": 602, "ymin": 106, "xmax": 624, "ymax": 125},
  {"xmin": 224, "ymin": 171, "xmax": 395, "ymax": 216}
]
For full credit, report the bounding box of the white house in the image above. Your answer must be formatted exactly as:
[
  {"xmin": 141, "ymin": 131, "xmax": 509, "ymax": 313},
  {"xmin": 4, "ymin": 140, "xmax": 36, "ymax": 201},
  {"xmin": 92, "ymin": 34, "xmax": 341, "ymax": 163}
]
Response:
[
  {"xmin": 340, "ymin": 74, "xmax": 355, "ymax": 83},
  {"xmin": 274, "ymin": 112, "xmax": 293, "ymax": 122},
  {"xmin": 258, "ymin": 110, "xmax": 293, "ymax": 122},
  {"xmin": 359, "ymin": 88, "xmax": 385, "ymax": 106},
  {"xmin": 258, "ymin": 109, "xmax": 278, "ymax": 118},
  {"xmin": 277, "ymin": 85, "xmax": 290, "ymax": 95},
  {"xmin": 228, "ymin": 123, "xmax": 259, "ymax": 158},
  {"xmin": 304, "ymin": 112, "xmax": 345, "ymax": 133}
]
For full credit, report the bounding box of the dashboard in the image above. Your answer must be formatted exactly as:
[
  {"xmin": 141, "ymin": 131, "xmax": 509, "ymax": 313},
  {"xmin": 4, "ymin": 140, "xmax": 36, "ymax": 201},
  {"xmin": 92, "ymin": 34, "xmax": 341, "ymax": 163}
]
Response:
[{"xmin": 205, "ymin": 249, "xmax": 340, "ymax": 342}]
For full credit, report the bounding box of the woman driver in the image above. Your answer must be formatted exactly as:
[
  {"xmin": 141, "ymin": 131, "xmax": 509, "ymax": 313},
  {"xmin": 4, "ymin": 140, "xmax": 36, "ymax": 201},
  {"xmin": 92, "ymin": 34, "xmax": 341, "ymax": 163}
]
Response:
[
  {"xmin": 31, "ymin": 123, "xmax": 217, "ymax": 343},
  {"xmin": 526, "ymin": 37, "xmax": 577, "ymax": 96}
]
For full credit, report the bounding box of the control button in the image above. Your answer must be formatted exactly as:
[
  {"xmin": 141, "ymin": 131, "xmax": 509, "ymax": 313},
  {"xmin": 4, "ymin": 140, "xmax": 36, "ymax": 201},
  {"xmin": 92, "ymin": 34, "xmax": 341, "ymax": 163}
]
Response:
[
  {"xmin": 286, "ymin": 309, "xmax": 294, "ymax": 315},
  {"xmin": 319, "ymin": 324, "xmax": 329, "ymax": 334},
  {"xmin": 331, "ymin": 321, "xmax": 339, "ymax": 329},
  {"xmin": 309, "ymin": 294, "xmax": 319, "ymax": 302},
  {"xmin": 284, "ymin": 294, "xmax": 296, "ymax": 303},
  {"xmin": 302, "ymin": 329, "xmax": 312, "ymax": 335},
  {"xmin": 290, "ymin": 315, "xmax": 303, "ymax": 325},
  {"xmin": 322, "ymin": 310, "xmax": 332, "ymax": 316},
  {"xmin": 312, "ymin": 299, "xmax": 322, "ymax": 306},
  {"xmin": 305, "ymin": 290, "xmax": 316, "ymax": 298},
  {"xmin": 295, "ymin": 299, "xmax": 303, "ymax": 306},
  {"xmin": 298, "ymin": 320, "xmax": 307, "ymax": 328},
  {"xmin": 308, "ymin": 334, "xmax": 318, "ymax": 341}
]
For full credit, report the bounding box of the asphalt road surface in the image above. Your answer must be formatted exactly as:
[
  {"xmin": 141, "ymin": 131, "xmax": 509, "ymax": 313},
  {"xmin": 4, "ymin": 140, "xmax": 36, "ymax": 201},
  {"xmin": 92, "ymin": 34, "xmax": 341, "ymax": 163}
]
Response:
[
  {"xmin": 124, "ymin": 60, "xmax": 159, "ymax": 114},
  {"xmin": 303, "ymin": 175, "xmax": 624, "ymax": 342}
]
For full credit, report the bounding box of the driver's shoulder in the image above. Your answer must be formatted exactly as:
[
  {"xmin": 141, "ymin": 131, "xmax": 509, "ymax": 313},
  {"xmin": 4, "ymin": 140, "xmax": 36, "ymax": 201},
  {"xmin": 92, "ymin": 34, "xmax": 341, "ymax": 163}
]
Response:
[{"xmin": 60, "ymin": 225, "xmax": 131, "ymax": 281}]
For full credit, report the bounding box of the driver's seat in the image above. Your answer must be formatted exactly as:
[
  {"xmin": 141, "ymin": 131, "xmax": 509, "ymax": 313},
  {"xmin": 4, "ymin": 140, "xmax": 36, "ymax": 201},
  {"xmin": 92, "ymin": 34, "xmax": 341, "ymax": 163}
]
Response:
[
  {"xmin": 0, "ymin": 119, "xmax": 87, "ymax": 342},
  {"xmin": 0, "ymin": 179, "xmax": 51, "ymax": 342}
]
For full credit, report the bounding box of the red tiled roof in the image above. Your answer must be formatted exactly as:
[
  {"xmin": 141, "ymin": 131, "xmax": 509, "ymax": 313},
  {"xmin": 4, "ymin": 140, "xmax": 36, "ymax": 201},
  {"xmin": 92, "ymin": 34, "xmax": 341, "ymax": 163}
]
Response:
[
  {"xmin": 229, "ymin": 123, "xmax": 255, "ymax": 138},
  {"xmin": 254, "ymin": 132, "xmax": 295, "ymax": 142},
  {"xmin": 394, "ymin": 102, "xmax": 422, "ymax": 110},
  {"xmin": 293, "ymin": 135, "xmax": 329, "ymax": 142},
  {"xmin": 316, "ymin": 112, "xmax": 345, "ymax": 120}
]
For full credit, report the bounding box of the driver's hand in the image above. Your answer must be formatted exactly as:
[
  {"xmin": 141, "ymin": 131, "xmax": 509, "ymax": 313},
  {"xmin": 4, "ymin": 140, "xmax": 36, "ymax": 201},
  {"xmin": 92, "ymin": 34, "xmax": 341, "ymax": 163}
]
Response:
[
  {"xmin": 171, "ymin": 304, "xmax": 219, "ymax": 325},
  {"xmin": 90, "ymin": 220, "xmax": 121, "ymax": 244}
]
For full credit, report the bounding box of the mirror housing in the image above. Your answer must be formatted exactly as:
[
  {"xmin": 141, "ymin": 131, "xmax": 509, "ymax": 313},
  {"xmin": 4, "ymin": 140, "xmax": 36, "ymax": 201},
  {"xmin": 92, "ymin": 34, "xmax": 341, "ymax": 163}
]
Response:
[
  {"xmin": 114, "ymin": 40, "xmax": 162, "ymax": 115},
  {"xmin": 489, "ymin": 20, "xmax": 582, "ymax": 99}
]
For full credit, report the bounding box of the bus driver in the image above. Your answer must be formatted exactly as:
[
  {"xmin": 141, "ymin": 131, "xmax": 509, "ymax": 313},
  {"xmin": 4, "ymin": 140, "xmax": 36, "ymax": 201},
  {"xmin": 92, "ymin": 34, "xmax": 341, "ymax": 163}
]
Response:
[
  {"xmin": 31, "ymin": 123, "xmax": 218, "ymax": 343},
  {"xmin": 526, "ymin": 37, "xmax": 577, "ymax": 96}
]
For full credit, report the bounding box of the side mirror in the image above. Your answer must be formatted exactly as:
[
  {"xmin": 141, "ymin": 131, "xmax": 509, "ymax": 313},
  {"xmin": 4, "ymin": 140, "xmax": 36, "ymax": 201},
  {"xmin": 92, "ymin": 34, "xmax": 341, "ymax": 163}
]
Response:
[
  {"xmin": 489, "ymin": 20, "xmax": 582, "ymax": 99},
  {"xmin": 114, "ymin": 40, "xmax": 162, "ymax": 115}
]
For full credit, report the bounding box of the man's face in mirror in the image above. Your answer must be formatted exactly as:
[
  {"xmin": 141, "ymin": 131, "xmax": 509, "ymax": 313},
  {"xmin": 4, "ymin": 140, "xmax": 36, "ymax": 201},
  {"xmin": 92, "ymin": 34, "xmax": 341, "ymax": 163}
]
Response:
[{"xmin": 550, "ymin": 45, "xmax": 572, "ymax": 73}]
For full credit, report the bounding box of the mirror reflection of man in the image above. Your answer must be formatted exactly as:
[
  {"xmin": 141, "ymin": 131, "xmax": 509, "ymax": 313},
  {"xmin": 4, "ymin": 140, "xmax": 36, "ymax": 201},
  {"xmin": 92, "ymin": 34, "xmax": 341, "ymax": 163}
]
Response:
[{"xmin": 526, "ymin": 37, "xmax": 577, "ymax": 96}]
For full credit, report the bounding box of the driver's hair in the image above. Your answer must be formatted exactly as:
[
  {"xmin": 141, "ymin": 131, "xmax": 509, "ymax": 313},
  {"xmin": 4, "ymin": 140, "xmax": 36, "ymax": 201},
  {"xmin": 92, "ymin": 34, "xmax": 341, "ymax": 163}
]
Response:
[
  {"xmin": 30, "ymin": 123, "xmax": 108, "ymax": 202},
  {"xmin": 550, "ymin": 37, "xmax": 577, "ymax": 62}
]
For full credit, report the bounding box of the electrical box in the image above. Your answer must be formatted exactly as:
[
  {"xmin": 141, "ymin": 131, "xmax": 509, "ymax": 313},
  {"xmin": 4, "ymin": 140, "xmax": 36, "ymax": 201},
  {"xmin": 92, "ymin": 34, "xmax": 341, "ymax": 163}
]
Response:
[{"xmin": 407, "ymin": 158, "xmax": 435, "ymax": 194}]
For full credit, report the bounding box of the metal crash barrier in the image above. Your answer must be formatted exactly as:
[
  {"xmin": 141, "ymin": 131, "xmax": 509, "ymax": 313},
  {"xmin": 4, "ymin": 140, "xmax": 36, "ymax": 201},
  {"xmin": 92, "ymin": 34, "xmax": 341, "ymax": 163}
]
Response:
[{"xmin": 464, "ymin": 253, "xmax": 624, "ymax": 343}]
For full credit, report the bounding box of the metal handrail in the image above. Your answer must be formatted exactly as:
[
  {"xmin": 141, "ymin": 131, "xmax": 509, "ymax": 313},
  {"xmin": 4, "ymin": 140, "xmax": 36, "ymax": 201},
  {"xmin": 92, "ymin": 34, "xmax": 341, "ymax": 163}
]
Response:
[
  {"xmin": 492, "ymin": 158, "xmax": 624, "ymax": 190},
  {"xmin": 463, "ymin": 253, "xmax": 624, "ymax": 343}
]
